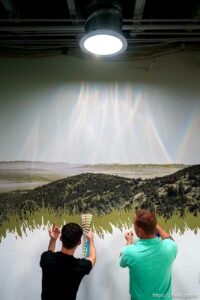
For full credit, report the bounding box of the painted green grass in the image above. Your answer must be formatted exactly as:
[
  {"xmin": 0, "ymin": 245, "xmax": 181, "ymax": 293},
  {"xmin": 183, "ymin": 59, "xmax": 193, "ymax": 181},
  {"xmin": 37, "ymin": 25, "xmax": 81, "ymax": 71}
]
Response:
[{"xmin": 0, "ymin": 208, "xmax": 199, "ymax": 242}]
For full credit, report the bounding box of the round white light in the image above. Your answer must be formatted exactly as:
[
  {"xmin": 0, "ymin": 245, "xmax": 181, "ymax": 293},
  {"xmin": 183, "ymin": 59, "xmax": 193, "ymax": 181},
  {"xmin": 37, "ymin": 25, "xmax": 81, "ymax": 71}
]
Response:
[
  {"xmin": 80, "ymin": 30, "xmax": 127, "ymax": 56},
  {"xmin": 84, "ymin": 34, "xmax": 122, "ymax": 55}
]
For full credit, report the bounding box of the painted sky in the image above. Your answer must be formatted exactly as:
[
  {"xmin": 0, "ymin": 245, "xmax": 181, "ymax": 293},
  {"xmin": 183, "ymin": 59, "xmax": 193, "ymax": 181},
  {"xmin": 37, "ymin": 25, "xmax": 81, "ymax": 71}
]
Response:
[{"xmin": 0, "ymin": 54, "xmax": 200, "ymax": 164}]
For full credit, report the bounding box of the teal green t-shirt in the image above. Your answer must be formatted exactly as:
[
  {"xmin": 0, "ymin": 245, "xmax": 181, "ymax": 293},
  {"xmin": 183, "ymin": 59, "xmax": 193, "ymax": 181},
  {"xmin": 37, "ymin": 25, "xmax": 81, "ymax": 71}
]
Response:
[{"xmin": 119, "ymin": 237, "xmax": 177, "ymax": 300}]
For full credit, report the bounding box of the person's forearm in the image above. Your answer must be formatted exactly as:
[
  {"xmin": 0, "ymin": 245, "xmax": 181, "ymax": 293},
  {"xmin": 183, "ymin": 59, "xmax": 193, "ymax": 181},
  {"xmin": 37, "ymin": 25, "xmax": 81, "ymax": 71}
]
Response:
[
  {"xmin": 126, "ymin": 239, "xmax": 133, "ymax": 245},
  {"xmin": 48, "ymin": 238, "xmax": 56, "ymax": 251},
  {"xmin": 88, "ymin": 239, "xmax": 96, "ymax": 266},
  {"xmin": 156, "ymin": 225, "xmax": 173, "ymax": 240}
]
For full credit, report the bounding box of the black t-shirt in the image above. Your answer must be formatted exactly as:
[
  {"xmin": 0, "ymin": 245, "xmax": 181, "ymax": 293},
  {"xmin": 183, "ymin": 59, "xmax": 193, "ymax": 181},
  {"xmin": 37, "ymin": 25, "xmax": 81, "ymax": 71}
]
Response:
[{"xmin": 40, "ymin": 251, "xmax": 92, "ymax": 300}]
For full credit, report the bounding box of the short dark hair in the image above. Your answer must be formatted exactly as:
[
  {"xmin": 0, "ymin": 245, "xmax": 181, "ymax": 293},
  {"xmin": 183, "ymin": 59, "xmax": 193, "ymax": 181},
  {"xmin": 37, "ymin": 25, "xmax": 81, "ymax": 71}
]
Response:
[
  {"xmin": 61, "ymin": 223, "xmax": 83, "ymax": 249},
  {"xmin": 135, "ymin": 209, "xmax": 157, "ymax": 235}
]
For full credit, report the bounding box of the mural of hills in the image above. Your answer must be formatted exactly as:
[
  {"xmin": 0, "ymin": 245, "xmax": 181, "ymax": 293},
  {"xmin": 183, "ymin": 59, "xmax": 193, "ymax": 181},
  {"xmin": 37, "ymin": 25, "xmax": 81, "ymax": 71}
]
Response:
[
  {"xmin": 0, "ymin": 161, "xmax": 185, "ymax": 192},
  {"xmin": 0, "ymin": 164, "xmax": 199, "ymax": 227}
]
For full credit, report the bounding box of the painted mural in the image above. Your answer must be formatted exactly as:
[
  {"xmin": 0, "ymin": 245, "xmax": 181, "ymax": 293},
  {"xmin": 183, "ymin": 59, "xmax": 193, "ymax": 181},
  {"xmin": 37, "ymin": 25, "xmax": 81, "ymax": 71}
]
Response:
[
  {"xmin": 0, "ymin": 161, "xmax": 199, "ymax": 300},
  {"xmin": 0, "ymin": 162, "xmax": 199, "ymax": 239},
  {"xmin": 0, "ymin": 75, "xmax": 200, "ymax": 300}
]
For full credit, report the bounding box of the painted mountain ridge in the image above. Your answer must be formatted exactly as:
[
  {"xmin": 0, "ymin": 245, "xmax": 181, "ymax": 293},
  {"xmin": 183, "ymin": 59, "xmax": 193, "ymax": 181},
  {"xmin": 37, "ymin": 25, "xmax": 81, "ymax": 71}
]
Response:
[{"xmin": 0, "ymin": 165, "xmax": 199, "ymax": 225}]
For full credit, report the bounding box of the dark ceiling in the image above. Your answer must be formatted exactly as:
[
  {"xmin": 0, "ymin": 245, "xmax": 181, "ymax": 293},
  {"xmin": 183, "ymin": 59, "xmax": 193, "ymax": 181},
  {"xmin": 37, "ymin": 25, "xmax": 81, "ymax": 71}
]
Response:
[{"xmin": 0, "ymin": 0, "xmax": 200, "ymax": 59}]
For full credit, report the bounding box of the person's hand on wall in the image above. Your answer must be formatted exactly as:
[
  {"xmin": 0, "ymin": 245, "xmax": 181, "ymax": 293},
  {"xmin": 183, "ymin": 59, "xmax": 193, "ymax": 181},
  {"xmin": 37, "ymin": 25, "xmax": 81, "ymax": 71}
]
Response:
[
  {"xmin": 125, "ymin": 231, "xmax": 133, "ymax": 245},
  {"xmin": 85, "ymin": 231, "xmax": 94, "ymax": 241},
  {"xmin": 48, "ymin": 224, "xmax": 60, "ymax": 241}
]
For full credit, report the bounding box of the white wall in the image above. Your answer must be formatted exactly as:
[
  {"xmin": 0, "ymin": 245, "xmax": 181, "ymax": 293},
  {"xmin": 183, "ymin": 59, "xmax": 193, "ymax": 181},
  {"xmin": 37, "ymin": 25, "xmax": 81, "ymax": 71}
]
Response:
[
  {"xmin": 0, "ymin": 226, "xmax": 199, "ymax": 300},
  {"xmin": 0, "ymin": 51, "xmax": 200, "ymax": 164}
]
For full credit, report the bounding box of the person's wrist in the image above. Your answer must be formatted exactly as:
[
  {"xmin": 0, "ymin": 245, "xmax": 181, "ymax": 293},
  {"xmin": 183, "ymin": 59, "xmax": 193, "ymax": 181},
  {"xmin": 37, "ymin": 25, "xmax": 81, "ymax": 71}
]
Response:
[
  {"xmin": 156, "ymin": 225, "xmax": 162, "ymax": 231},
  {"xmin": 126, "ymin": 238, "xmax": 133, "ymax": 245}
]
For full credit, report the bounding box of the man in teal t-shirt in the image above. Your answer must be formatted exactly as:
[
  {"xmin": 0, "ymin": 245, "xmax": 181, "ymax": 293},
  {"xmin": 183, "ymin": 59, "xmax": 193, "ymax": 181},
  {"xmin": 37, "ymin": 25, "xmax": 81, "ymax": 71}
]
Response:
[{"xmin": 119, "ymin": 210, "xmax": 177, "ymax": 300}]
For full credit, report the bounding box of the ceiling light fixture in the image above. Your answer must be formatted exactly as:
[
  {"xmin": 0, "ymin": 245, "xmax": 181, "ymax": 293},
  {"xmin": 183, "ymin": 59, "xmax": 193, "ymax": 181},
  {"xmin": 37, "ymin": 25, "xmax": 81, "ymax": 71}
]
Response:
[{"xmin": 80, "ymin": 1, "xmax": 127, "ymax": 57}]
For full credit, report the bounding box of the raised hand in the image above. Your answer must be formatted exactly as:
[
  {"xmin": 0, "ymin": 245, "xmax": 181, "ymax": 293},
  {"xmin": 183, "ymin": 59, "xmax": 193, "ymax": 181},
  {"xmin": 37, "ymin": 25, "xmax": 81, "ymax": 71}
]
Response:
[
  {"xmin": 85, "ymin": 231, "xmax": 94, "ymax": 241},
  {"xmin": 125, "ymin": 231, "xmax": 133, "ymax": 245},
  {"xmin": 48, "ymin": 224, "xmax": 60, "ymax": 241}
]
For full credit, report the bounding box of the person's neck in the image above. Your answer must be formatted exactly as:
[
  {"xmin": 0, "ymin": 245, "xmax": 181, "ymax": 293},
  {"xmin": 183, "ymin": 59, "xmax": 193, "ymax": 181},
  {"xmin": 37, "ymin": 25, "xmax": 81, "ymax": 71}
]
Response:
[
  {"xmin": 140, "ymin": 234, "xmax": 156, "ymax": 240},
  {"xmin": 61, "ymin": 246, "xmax": 76, "ymax": 256}
]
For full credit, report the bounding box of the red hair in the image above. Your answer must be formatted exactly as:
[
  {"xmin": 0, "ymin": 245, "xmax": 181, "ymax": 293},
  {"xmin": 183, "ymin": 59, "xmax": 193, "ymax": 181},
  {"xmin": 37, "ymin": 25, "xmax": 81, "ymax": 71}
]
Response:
[{"xmin": 135, "ymin": 210, "xmax": 157, "ymax": 234}]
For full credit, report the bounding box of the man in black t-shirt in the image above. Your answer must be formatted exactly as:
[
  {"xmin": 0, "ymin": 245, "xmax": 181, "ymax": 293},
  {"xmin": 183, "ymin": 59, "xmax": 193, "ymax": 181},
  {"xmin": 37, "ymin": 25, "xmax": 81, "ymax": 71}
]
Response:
[{"xmin": 40, "ymin": 223, "xmax": 96, "ymax": 300}]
